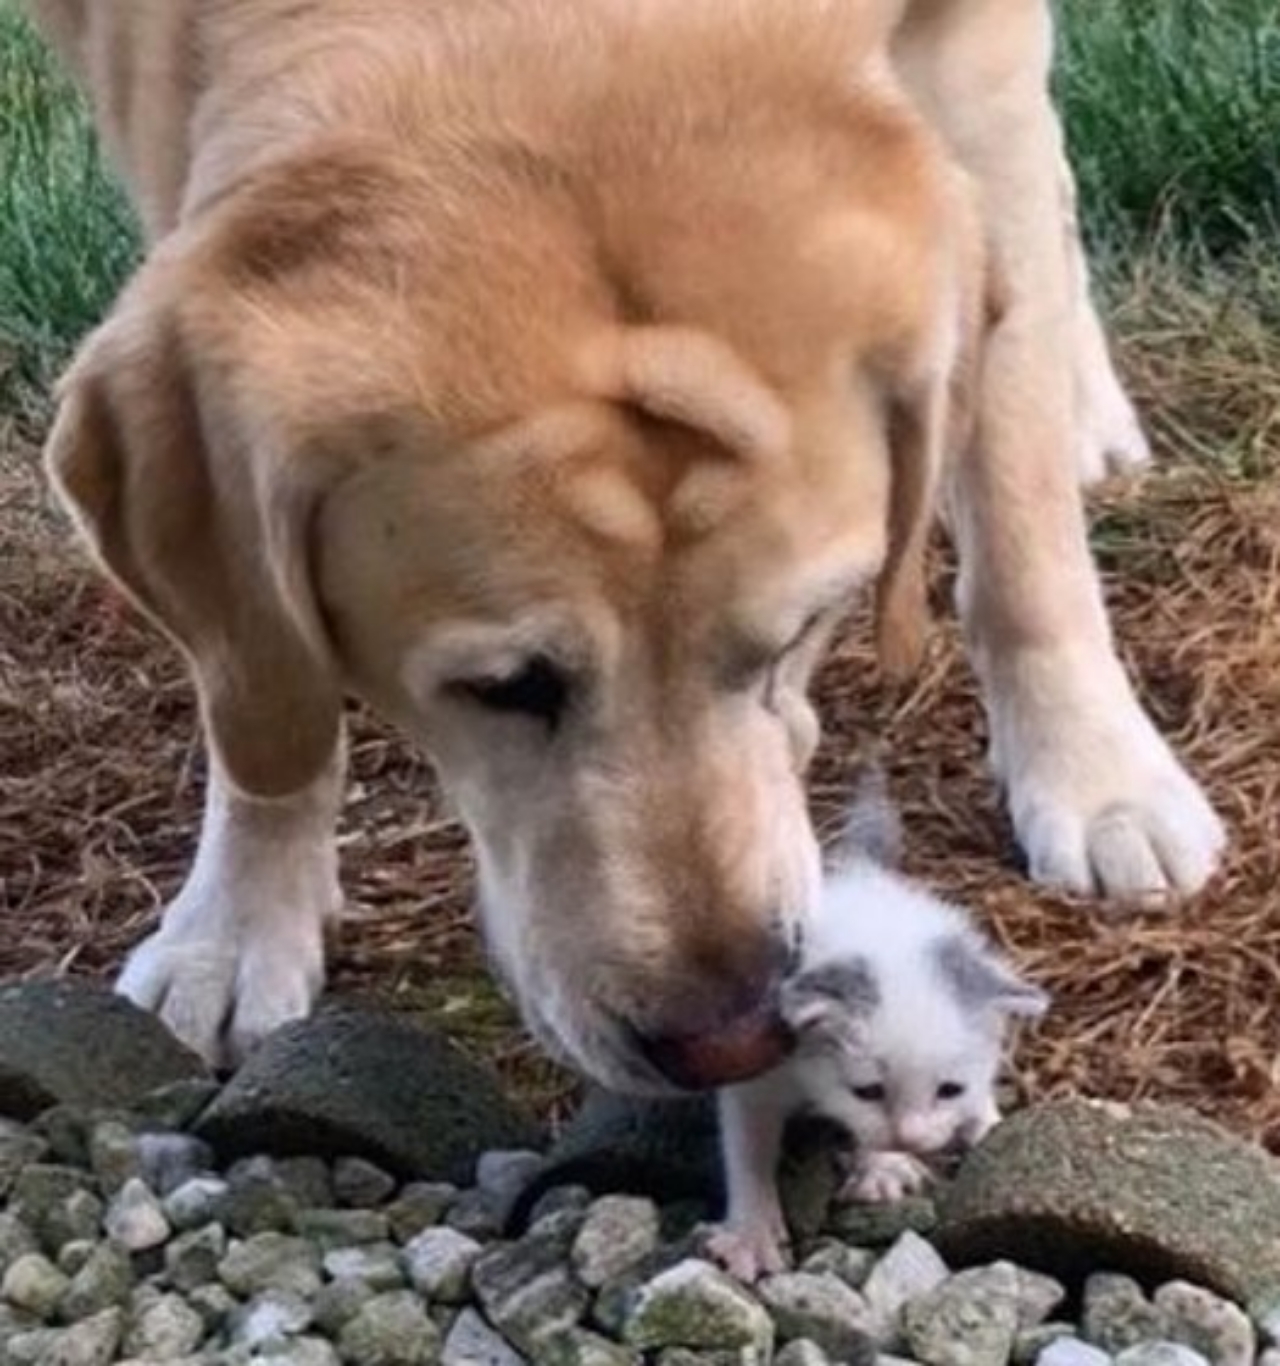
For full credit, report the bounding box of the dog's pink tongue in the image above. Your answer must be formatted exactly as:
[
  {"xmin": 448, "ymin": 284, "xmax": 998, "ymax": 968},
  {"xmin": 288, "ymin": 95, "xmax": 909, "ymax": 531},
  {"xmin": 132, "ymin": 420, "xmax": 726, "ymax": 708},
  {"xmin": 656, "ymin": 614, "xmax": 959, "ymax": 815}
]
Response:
[{"xmin": 648, "ymin": 1009, "xmax": 795, "ymax": 1090}]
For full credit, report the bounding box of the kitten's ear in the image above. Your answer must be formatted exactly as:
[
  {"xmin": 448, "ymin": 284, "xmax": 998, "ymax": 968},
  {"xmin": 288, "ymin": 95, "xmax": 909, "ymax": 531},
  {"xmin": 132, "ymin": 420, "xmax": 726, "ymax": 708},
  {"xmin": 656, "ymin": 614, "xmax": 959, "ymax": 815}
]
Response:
[
  {"xmin": 935, "ymin": 935, "xmax": 1049, "ymax": 1019},
  {"xmin": 783, "ymin": 957, "xmax": 879, "ymax": 1042}
]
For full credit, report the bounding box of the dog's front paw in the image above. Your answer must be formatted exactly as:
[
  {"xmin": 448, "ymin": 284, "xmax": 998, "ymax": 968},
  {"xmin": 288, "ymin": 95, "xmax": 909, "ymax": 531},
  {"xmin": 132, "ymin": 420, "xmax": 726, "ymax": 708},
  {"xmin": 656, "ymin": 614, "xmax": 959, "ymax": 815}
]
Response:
[
  {"xmin": 839, "ymin": 1151, "xmax": 933, "ymax": 1205},
  {"xmin": 703, "ymin": 1221, "xmax": 789, "ymax": 1282},
  {"xmin": 992, "ymin": 657, "xmax": 1225, "ymax": 902},
  {"xmin": 1074, "ymin": 373, "xmax": 1153, "ymax": 487},
  {"xmin": 117, "ymin": 906, "xmax": 325, "ymax": 1069}
]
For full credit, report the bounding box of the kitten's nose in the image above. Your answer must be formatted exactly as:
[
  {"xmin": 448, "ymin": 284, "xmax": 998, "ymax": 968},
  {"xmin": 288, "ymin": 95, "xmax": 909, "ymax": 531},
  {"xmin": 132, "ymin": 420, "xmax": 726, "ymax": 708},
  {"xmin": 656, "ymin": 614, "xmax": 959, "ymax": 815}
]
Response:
[{"xmin": 894, "ymin": 1116, "xmax": 940, "ymax": 1153}]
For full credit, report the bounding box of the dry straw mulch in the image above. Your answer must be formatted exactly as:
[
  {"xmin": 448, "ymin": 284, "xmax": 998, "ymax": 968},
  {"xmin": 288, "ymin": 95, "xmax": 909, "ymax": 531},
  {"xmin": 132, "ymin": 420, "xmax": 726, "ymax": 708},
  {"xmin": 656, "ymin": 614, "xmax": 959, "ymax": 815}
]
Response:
[{"xmin": 2, "ymin": 270, "xmax": 1278, "ymax": 1138}]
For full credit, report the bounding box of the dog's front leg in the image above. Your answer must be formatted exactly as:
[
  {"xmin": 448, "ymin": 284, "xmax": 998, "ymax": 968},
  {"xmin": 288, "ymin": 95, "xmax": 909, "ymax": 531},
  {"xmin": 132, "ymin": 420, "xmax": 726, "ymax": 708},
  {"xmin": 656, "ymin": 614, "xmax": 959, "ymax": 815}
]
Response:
[
  {"xmin": 905, "ymin": 3, "xmax": 1224, "ymax": 900},
  {"xmin": 117, "ymin": 735, "xmax": 345, "ymax": 1067}
]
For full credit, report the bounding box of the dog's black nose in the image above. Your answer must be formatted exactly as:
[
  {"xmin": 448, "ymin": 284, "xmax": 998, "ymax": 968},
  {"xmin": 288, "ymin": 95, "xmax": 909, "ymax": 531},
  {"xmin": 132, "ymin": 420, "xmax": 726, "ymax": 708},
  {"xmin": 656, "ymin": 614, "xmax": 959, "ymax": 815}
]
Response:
[{"xmin": 635, "ymin": 1005, "xmax": 795, "ymax": 1090}]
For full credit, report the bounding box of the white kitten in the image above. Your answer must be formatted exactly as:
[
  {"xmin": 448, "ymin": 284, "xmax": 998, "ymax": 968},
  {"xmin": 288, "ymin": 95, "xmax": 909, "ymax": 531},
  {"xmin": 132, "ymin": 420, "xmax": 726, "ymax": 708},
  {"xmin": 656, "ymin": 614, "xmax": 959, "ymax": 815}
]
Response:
[{"xmin": 708, "ymin": 799, "xmax": 1048, "ymax": 1281}]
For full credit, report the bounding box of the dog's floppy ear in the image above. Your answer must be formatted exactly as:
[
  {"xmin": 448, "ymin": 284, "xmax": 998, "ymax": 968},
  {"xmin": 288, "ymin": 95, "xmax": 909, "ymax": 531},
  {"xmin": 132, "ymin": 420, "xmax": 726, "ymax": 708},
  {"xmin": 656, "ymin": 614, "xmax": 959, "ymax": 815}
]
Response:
[{"xmin": 45, "ymin": 252, "xmax": 343, "ymax": 798}]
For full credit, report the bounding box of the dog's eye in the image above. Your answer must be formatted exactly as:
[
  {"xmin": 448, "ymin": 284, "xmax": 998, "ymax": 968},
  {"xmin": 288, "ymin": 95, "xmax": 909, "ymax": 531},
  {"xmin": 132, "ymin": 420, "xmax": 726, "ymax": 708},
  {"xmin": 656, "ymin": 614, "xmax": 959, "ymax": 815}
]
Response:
[
  {"xmin": 936, "ymin": 1081, "xmax": 966, "ymax": 1101},
  {"xmin": 852, "ymin": 1083, "xmax": 886, "ymax": 1103},
  {"xmin": 452, "ymin": 656, "xmax": 570, "ymax": 731}
]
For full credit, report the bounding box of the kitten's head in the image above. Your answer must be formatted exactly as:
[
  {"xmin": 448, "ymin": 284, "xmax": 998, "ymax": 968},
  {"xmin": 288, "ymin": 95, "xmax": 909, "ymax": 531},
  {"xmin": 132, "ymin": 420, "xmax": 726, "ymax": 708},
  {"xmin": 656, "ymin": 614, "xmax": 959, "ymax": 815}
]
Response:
[{"xmin": 784, "ymin": 909, "xmax": 1048, "ymax": 1158}]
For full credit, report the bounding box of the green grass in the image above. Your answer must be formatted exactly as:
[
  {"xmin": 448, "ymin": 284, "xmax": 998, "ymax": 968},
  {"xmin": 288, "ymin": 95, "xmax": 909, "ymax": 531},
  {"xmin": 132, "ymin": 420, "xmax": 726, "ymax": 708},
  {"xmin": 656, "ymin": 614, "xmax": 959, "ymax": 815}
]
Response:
[
  {"xmin": 1056, "ymin": 0, "xmax": 1280, "ymax": 261},
  {"xmin": 0, "ymin": 0, "xmax": 1276, "ymax": 417},
  {"xmin": 0, "ymin": 3, "xmax": 138, "ymax": 416}
]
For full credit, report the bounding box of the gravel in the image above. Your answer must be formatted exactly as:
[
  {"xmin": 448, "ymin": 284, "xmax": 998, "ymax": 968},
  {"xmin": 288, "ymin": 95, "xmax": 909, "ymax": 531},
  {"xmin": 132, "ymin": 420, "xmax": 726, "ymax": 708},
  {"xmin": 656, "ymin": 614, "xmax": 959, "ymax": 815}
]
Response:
[
  {"xmin": 3, "ymin": 991, "xmax": 1279, "ymax": 1365},
  {"xmin": 1, "ymin": 1102, "xmax": 1275, "ymax": 1366}
]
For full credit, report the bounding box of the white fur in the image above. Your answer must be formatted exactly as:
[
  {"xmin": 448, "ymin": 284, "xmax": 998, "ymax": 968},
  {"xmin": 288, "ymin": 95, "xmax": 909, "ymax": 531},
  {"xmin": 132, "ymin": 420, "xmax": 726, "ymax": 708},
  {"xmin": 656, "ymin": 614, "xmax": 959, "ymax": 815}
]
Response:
[
  {"xmin": 116, "ymin": 745, "xmax": 345, "ymax": 1067},
  {"xmin": 708, "ymin": 859, "xmax": 1041, "ymax": 1281},
  {"xmin": 983, "ymin": 649, "xmax": 1225, "ymax": 900}
]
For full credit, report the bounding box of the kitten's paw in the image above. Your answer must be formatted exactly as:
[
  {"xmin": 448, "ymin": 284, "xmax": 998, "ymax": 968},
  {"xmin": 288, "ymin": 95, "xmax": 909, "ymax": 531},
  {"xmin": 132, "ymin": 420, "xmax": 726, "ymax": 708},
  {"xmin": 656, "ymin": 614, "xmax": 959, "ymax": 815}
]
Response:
[
  {"xmin": 703, "ymin": 1222, "xmax": 789, "ymax": 1282},
  {"xmin": 841, "ymin": 1151, "xmax": 933, "ymax": 1205}
]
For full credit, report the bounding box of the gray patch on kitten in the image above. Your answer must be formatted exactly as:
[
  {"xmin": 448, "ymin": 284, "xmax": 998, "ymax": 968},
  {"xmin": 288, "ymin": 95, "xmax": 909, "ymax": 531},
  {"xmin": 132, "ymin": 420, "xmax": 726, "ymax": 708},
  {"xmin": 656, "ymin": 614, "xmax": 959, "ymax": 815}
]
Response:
[
  {"xmin": 792, "ymin": 957, "xmax": 880, "ymax": 1015},
  {"xmin": 933, "ymin": 933, "xmax": 1049, "ymax": 1017}
]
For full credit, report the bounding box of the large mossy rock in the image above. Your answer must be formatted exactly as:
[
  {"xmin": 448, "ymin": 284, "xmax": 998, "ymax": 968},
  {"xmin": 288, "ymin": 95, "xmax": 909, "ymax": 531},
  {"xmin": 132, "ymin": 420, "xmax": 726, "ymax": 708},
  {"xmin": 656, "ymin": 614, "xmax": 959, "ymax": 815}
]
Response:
[
  {"xmin": 0, "ymin": 980, "xmax": 207, "ymax": 1122},
  {"xmin": 936, "ymin": 1098, "xmax": 1280, "ymax": 1310},
  {"xmin": 195, "ymin": 1003, "xmax": 541, "ymax": 1185}
]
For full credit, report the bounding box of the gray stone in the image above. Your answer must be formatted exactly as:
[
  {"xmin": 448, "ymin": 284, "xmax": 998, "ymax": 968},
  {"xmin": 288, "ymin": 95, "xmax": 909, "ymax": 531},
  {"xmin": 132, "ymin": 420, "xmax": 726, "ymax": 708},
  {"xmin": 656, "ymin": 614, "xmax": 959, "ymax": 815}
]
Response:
[
  {"xmin": 1012, "ymin": 1325, "xmax": 1084, "ymax": 1364},
  {"xmin": 1083, "ymin": 1275, "xmax": 1168, "ymax": 1355},
  {"xmin": 295, "ymin": 1209, "xmax": 390, "ymax": 1249},
  {"xmin": 1114, "ymin": 1347, "xmax": 1210, "ymax": 1366},
  {"xmin": 477, "ymin": 1150, "xmax": 546, "ymax": 1206},
  {"xmin": 312, "ymin": 1277, "xmax": 379, "ymax": 1335},
  {"xmin": 337, "ymin": 1289, "xmax": 442, "ymax": 1365},
  {"xmin": 0, "ymin": 1214, "xmax": 39, "ymax": 1278},
  {"xmin": 7, "ymin": 1166, "xmax": 94, "ymax": 1247},
  {"xmin": 257, "ymin": 1335, "xmax": 343, "ymax": 1366},
  {"xmin": 322, "ymin": 1243, "xmax": 404, "ymax": 1292},
  {"xmin": 1034, "ymin": 1341, "xmax": 1111, "ymax": 1366},
  {"xmin": 218, "ymin": 1233, "xmax": 323, "ymax": 1299},
  {"xmin": 404, "ymin": 1227, "xmax": 484, "ymax": 1304},
  {"xmin": 122, "ymin": 1292, "xmax": 205, "ymax": 1358},
  {"xmin": 902, "ymin": 1262, "xmax": 1022, "ymax": 1366},
  {"xmin": 86, "ymin": 1122, "xmax": 142, "ymax": 1195},
  {"xmin": 54, "ymin": 1243, "xmax": 95, "ymax": 1278},
  {"xmin": 1152, "ymin": 1282, "xmax": 1254, "ymax": 1366},
  {"xmin": 186, "ymin": 1281, "xmax": 238, "ymax": 1332},
  {"xmin": 0, "ymin": 1129, "xmax": 48, "ymax": 1200},
  {"xmin": 623, "ymin": 1259, "xmax": 773, "ymax": 1354},
  {"xmin": 1259, "ymin": 1352, "xmax": 1280, "ymax": 1366},
  {"xmin": 1014, "ymin": 1267, "xmax": 1067, "ymax": 1330},
  {"xmin": 194, "ymin": 1004, "xmax": 540, "ymax": 1185},
  {"xmin": 164, "ymin": 1223, "xmax": 228, "ymax": 1291},
  {"xmin": 0, "ymin": 981, "xmax": 206, "ymax": 1121},
  {"xmin": 441, "ymin": 1307, "xmax": 527, "ymax": 1365},
  {"xmin": 571, "ymin": 1197, "xmax": 661, "ymax": 1289},
  {"xmin": 532, "ymin": 1326, "xmax": 639, "ymax": 1365},
  {"xmin": 103, "ymin": 1177, "xmax": 170, "ymax": 1251},
  {"xmin": 2, "ymin": 1253, "xmax": 68, "ymax": 1319},
  {"xmin": 799, "ymin": 1240, "xmax": 877, "ymax": 1291},
  {"xmin": 387, "ymin": 1184, "xmax": 457, "ymax": 1244},
  {"xmin": 937, "ymin": 1101, "xmax": 1280, "ymax": 1308},
  {"xmin": 134, "ymin": 1132, "xmax": 215, "ymax": 1196},
  {"xmin": 58, "ymin": 1241, "xmax": 133, "ymax": 1320},
  {"xmin": 30, "ymin": 1308, "xmax": 123, "ymax": 1366},
  {"xmin": 472, "ymin": 1229, "xmax": 590, "ymax": 1352},
  {"xmin": 757, "ymin": 1271, "xmax": 876, "ymax": 1363},
  {"xmin": 445, "ymin": 1188, "xmax": 505, "ymax": 1241},
  {"xmin": 129, "ymin": 1078, "xmax": 222, "ymax": 1132},
  {"xmin": 860, "ymin": 1230, "xmax": 950, "ymax": 1346},
  {"xmin": 275, "ymin": 1157, "xmax": 336, "ymax": 1209},
  {"xmin": 43, "ymin": 1191, "xmax": 103, "ymax": 1251},
  {"xmin": 223, "ymin": 1165, "xmax": 300, "ymax": 1237},
  {"xmin": 229, "ymin": 1288, "xmax": 315, "ymax": 1350},
  {"xmin": 527, "ymin": 1188, "xmax": 594, "ymax": 1231},
  {"xmin": 829, "ymin": 1197, "xmax": 938, "ymax": 1248},
  {"xmin": 164, "ymin": 1175, "xmax": 230, "ymax": 1232},
  {"xmin": 774, "ymin": 1343, "xmax": 832, "ymax": 1366},
  {"xmin": 334, "ymin": 1157, "xmax": 398, "ymax": 1210}
]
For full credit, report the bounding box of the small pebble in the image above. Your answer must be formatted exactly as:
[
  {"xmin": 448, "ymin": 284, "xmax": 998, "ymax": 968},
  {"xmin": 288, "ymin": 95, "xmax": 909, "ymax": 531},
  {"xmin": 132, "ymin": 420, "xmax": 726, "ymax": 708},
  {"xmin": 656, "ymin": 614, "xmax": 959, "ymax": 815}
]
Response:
[
  {"xmin": 572, "ymin": 1197, "xmax": 661, "ymax": 1289},
  {"xmin": 163, "ymin": 1175, "xmax": 229, "ymax": 1232},
  {"xmin": 774, "ymin": 1343, "xmax": 833, "ymax": 1366},
  {"xmin": 295, "ymin": 1208, "xmax": 390, "ymax": 1248},
  {"xmin": 441, "ymin": 1306, "xmax": 527, "ymax": 1365},
  {"xmin": 404, "ymin": 1226, "xmax": 484, "ymax": 1303},
  {"xmin": 1, "ymin": 1252, "xmax": 69, "ymax": 1319},
  {"xmin": 1114, "ymin": 1345, "xmax": 1211, "ymax": 1366},
  {"xmin": 337, "ymin": 1289, "xmax": 441, "ymax": 1366},
  {"xmin": 218, "ymin": 1233, "xmax": 323, "ymax": 1299},
  {"xmin": 122, "ymin": 1291, "xmax": 206, "ymax": 1358},
  {"xmin": 623, "ymin": 1258, "xmax": 774, "ymax": 1354},
  {"xmin": 1038, "ymin": 1339, "xmax": 1115, "ymax": 1366},
  {"xmin": 229, "ymin": 1288, "xmax": 315, "ymax": 1350},
  {"xmin": 1153, "ymin": 1281, "xmax": 1255, "ymax": 1366},
  {"xmin": 385, "ymin": 1183, "xmax": 458, "ymax": 1244},
  {"xmin": 476, "ymin": 1149, "xmax": 545, "ymax": 1205},
  {"xmin": 756, "ymin": 1271, "xmax": 875, "ymax": 1362},
  {"xmin": 333, "ymin": 1157, "xmax": 397, "ymax": 1210},
  {"xmin": 859, "ymin": 1230, "xmax": 949, "ymax": 1347},
  {"xmin": 322, "ymin": 1242, "xmax": 405, "ymax": 1292},
  {"xmin": 60, "ymin": 1241, "xmax": 134, "ymax": 1319},
  {"xmin": 164, "ymin": 1222, "xmax": 227, "ymax": 1291},
  {"xmin": 103, "ymin": 1177, "xmax": 170, "ymax": 1251}
]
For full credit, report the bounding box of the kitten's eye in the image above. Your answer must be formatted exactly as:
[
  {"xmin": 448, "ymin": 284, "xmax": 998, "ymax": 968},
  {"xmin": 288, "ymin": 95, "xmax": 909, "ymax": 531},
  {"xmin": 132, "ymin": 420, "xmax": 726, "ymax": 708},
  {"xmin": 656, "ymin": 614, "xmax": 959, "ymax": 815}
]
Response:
[
  {"xmin": 936, "ymin": 1082, "xmax": 966, "ymax": 1101},
  {"xmin": 852, "ymin": 1083, "xmax": 886, "ymax": 1103},
  {"xmin": 451, "ymin": 656, "xmax": 570, "ymax": 731}
]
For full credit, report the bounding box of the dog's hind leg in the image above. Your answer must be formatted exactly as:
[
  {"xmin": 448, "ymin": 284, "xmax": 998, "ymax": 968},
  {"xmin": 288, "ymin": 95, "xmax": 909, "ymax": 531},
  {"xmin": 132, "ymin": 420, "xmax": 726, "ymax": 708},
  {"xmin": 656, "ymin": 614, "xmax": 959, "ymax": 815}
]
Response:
[
  {"xmin": 895, "ymin": 0, "xmax": 1223, "ymax": 901},
  {"xmin": 1058, "ymin": 150, "xmax": 1153, "ymax": 485}
]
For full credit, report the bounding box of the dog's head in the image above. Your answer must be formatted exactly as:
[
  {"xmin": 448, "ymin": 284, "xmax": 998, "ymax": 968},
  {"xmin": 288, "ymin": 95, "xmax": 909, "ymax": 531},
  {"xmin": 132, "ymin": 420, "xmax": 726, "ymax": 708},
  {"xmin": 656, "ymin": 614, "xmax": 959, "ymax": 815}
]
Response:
[{"xmin": 46, "ymin": 110, "xmax": 980, "ymax": 1091}]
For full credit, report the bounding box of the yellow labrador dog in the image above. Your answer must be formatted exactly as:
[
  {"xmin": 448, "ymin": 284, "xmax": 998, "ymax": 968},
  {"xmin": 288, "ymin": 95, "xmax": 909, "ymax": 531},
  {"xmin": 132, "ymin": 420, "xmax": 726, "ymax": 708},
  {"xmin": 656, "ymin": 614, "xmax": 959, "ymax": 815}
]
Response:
[{"xmin": 27, "ymin": 0, "xmax": 1222, "ymax": 1092}]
